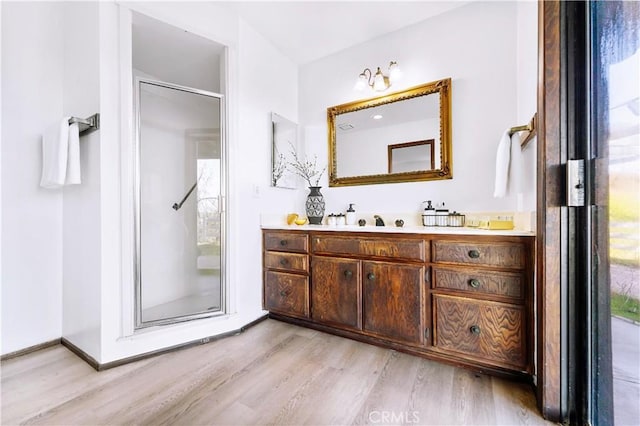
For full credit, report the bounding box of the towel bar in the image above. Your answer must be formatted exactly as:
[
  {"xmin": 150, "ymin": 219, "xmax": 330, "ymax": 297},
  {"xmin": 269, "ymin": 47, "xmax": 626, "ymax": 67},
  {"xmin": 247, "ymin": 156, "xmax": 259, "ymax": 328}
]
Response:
[
  {"xmin": 69, "ymin": 113, "xmax": 100, "ymax": 136},
  {"xmin": 509, "ymin": 113, "xmax": 537, "ymax": 149}
]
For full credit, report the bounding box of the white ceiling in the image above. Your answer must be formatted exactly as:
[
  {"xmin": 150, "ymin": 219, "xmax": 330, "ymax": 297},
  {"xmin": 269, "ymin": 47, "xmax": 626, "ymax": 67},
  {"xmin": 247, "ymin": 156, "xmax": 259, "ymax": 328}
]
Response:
[{"xmin": 220, "ymin": 1, "xmax": 470, "ymax": 65}]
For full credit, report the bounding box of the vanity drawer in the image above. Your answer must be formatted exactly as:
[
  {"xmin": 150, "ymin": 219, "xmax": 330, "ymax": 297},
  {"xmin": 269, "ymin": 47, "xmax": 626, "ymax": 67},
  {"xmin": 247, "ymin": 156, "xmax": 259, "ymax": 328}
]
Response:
[
  {"xmin": 312, "ymin": 235, "xmax": 426, "ymax": 262},
  {"xmin": 264, "ymin": 232, "xmax": 309, "ymax": 253},
  {"xmin": 432, "ymin": 240, "xmax": 526, "ymax": 269},
  {"xmin": 432, "ymin": 266, "xmax": 524, "ymax": 300},
  {"xmin": 264, "ymin": 252, "xmax": 308, "ymax": 273},
  {"xmin": 433, "ymin": 294, "xmax": 526, "ymax": 369},
  {"xmin": 264, "ymin": 271, "xmax": 309, "ymax": 319}
]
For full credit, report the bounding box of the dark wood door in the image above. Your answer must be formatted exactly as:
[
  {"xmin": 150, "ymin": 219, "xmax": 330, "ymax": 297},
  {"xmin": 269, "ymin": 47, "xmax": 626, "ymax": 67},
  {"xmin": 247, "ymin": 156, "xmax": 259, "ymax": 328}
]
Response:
[
  {"xmin": 311, "ymin": 257, "xmax": 361, "ymax": 330},
  {"xmin": 362, "ymin": 261, "xmax": 424, "ymax": 346}
]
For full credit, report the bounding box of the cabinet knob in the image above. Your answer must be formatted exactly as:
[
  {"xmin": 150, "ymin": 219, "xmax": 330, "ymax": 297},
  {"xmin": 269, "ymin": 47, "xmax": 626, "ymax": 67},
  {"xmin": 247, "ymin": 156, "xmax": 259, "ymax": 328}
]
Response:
[
  {"xmin": 469, "ymin": 278, "xmax": 480, "ymax": 288},
  {"xmin": 279, "ymin": 258, "xmax": 288, "ymax": 266},
  {"xmin": 280, "ymin": 240, "xmax": 288, "ymax": 246},
  {"xmin": 344, "ymin": 270, "xmax": 353, "ymax": 279},
  {"xmin": 367, "ymin": 272, "xmax": 375, "ymax": 281},
  {"xmin": 470, "ymin": 325, "xmax": 481, "ymax": 335},
  {"xmin": 468, "ymin": 249, "xmax": 480, "ymax": 259},
  {"xmin": 280, "ymin": 290, "xmax": 286, "ymax": 296}
]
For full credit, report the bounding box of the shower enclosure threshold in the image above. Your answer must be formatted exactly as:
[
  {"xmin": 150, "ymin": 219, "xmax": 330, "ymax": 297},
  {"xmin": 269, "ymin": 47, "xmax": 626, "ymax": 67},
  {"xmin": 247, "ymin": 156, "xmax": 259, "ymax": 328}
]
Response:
[{"xmin": 142, "ymin": 291, "xmax": 222, "ymax": 324}]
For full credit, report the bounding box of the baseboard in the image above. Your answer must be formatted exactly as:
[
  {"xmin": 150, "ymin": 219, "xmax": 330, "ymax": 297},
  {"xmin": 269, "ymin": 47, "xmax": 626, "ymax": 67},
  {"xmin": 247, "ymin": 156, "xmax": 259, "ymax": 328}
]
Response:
[
  {"xmin": 68, "ymin": 313, "xmax": 270, "ymax": 371},
  {"xmin": 1, "ymin": 338, "xmax": 61, "ymax": 361},
  {"xmin": 61, "ymin": 338, "xmax": 101, "ymax": 370}
]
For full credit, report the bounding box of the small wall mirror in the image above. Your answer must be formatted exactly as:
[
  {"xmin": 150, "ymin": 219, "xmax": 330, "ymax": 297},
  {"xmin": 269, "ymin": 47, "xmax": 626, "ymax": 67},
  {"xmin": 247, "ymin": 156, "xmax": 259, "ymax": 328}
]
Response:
[
  {"xmin": 328, "ymin": 78, "xmax": 452, "ymax": 186},
  {"xmin": 388, "ymin": 139, "xmax": 435, "ymax": 173},
  {"xmin": 271, "ymin": 112, "xmax": 297, "ymax": 189}
]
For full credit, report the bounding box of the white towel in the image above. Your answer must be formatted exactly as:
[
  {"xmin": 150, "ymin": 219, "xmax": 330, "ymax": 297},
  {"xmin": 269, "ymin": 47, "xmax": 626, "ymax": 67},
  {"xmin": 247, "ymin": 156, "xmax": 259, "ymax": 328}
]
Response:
[
  {"xmin": 493, "ymin": 130, "xmax": 511, "ymax": 197},
  {"xmin": 66, "ymin": 122, "xmax": 81, "ymax": 185},
  {"xmin": 493, "ymin": 130, "xmax": 524, "ymax": 198},
  {"xmin": 40, "ymin": 118, "xmax": 81, "ymax": 188},
  {"xmin": 509, "ymin": 131, "xmax": 524, "ymax": 194}
]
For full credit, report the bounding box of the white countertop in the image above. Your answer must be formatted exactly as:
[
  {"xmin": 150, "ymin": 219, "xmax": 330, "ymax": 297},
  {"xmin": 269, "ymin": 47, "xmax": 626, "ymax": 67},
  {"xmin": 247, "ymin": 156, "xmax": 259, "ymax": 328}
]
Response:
[{"xmin": 261, "ymin": 224, "xmax": 536, "ymax": 237}]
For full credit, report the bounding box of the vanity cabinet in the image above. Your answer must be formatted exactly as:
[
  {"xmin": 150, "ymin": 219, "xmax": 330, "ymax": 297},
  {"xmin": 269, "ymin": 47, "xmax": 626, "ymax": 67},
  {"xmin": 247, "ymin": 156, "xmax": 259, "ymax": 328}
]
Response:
[
  {"xmin": 430, "ymin": 237, "xmax": 532, "ymax": 372},
  {"xmin": 263, "ymin": 231, "xmax": 310, "ymax": 319},
  {"xmin": 262, "ymin": 229, "xmax": 534, "ymax": 380}
]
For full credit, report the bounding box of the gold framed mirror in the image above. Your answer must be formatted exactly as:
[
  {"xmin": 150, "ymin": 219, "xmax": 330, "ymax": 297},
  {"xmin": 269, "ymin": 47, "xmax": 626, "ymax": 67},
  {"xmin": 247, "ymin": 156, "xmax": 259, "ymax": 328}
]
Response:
[{"xmin": 327, "ymin": 78, "xmax": 452, "ymax": 187}]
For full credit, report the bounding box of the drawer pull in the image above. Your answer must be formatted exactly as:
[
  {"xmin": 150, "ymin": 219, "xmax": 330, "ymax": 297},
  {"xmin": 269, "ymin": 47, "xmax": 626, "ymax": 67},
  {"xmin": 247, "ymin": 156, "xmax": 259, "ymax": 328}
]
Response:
[
  {"xmin": 344, "ymin": 270, "xmax": 353, "ymax": 279},
  {"xmin": 470, "ymin": 325, "xmax": 481, "ymax": 335},
  {"xmin": 367, "ymin": 273, "xmax": 375, "ymax": 281},
  {"xmin": 468, "ymin": 249, "xmax": 480, "ymax": 259},
  {"xmin": 469, "ymin": 279, "xmax": 480, "ymax": 288},
  {"xmin": 279, "ymin": 258, "xmax": 288, "ymax": 266},
  {"xmin": 280, "ymin": 240, "xmax": 288, "ymax": 246}
]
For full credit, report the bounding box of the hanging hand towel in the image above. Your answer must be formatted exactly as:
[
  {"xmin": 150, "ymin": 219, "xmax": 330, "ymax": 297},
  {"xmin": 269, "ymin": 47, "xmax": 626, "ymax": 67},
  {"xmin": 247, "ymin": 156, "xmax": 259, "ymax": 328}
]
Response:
[
  {"xmin": 509, "ymin": 131, "xmax": 524, "ymax": 194},
  {"xmin": 65, "ymin": 122, "xmax": 81, "ymax": 184},
  {"xmin": 40, "ymin": 117, "xmax": 81, "ymax": 188},
  {"xmin": 493, "ymin": 130, "xmax": 511, "ymax": 197}
]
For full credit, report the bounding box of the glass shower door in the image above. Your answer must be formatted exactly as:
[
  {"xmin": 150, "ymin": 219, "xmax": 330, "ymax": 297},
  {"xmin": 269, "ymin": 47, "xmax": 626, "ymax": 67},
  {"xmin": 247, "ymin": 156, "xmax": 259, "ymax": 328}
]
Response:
[{"xmin": 135, "ymin": 78, "xmax": 224, "ymax": 328}]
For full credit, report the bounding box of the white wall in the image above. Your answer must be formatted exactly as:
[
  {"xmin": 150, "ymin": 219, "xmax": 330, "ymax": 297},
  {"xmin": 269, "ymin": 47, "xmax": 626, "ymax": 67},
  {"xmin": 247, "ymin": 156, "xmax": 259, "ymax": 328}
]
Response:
[
  {"xmin": 1, "ymin": 2, "xmax": 65, "ymax": 354},
  {"xmin": 298, "ymin": 1, "xmax": 536, "ymax": 217},
  {"xmin": 517, "ymin": 0, "xmax": 539, "ymax": 212},
  {"xmin": 61, "ymin": 1, "xmax": 102, "ymax": 357}
]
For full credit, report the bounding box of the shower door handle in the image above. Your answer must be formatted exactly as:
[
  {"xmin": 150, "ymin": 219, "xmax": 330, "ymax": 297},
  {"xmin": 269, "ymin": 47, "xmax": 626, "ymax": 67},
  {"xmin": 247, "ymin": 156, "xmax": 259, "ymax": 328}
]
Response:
[{"xmin": 172, "ymin": 182, "xmax": 197, "ymax": 211}]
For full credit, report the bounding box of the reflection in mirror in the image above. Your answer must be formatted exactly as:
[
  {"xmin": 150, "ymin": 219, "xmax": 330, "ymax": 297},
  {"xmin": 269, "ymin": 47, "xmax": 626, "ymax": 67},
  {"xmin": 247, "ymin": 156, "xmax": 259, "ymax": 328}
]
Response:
[
  {"xmin": 388, "ymin": 140, "xmax": 435, "ymax": 173},
  {"xmin": 271, "ymin": 112, "xmax": 297, "ymax": 189},
  {"xmin": 328, "ymin": 78, "xmax": 452, "ymax": 186}
]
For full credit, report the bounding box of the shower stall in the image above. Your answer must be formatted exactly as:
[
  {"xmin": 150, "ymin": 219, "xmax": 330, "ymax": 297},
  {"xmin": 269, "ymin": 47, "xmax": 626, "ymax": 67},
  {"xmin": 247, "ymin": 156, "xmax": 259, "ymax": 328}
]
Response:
[{"xmin": 134, "ymin": 77, "xmax": 225, "ymax": 328}]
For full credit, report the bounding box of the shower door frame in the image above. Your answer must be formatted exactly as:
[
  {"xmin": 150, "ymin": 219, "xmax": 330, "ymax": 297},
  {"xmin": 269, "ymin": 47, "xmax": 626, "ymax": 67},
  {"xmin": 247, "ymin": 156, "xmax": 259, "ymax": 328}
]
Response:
[{"xmin": 133, "ymin": 77, "xmax": 227, "ymax": 329}]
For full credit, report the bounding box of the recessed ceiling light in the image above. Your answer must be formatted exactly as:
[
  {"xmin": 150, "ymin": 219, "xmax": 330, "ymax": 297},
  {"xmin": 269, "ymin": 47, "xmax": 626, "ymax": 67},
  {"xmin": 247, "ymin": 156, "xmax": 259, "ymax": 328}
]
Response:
[{"xmin": 372, "ymin": 114, "xmax": 383, "ymax": 120}]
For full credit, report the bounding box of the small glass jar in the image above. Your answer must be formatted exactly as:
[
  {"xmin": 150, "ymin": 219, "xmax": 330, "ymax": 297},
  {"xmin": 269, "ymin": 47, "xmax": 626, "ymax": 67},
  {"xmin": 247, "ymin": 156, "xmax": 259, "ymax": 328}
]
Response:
[
  {"xmin": 435, "ymin": 210, "xmax": 449, "ymax": 226},
  {"xmin": 447, "ymin": 212, "xmax": 465, "ymax": 227}
]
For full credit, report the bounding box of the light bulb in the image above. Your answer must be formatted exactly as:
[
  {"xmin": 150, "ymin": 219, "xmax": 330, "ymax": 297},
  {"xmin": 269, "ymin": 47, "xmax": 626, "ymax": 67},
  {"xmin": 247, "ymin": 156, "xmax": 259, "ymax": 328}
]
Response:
[
  {"xmin": 354, "ymin": 73, "xmax": 367, "ymax": 91},
  {"xmin": 389, "ymin": 61, "xmax": 402, "ymax": 83},
  {"xmin": 373, "ymin": 68, "xmax": 386, "ymax": 91}
]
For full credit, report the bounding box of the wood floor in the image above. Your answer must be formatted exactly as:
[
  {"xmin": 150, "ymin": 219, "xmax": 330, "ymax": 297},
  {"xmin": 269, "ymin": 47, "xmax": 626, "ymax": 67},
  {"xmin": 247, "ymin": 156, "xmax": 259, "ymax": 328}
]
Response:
[{"xmin": 1, "ymin": 319, "xmax": 555, "ymax": 425}]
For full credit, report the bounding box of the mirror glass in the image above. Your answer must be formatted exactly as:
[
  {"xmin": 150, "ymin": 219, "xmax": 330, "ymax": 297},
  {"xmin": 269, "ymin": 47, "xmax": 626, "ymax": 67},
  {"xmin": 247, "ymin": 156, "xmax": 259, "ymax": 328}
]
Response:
[
  {"xmin": 271, "ymin": 112, "xmax": 297, "ymax": 189},
  {"xmin": 328, "ymin": 78, "xmax": 452, "ymax": 186}
]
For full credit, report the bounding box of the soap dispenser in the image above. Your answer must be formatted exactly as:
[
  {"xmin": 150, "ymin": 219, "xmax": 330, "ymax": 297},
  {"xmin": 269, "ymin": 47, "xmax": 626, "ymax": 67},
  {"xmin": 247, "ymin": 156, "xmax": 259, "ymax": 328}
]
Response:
[
  {"xmin": 422, "ymin": 200, "xmax": 436, "ymax": 226},
  {"xmin": 346, "ymin": 204, "xmax": 356, "ymax": 225}
]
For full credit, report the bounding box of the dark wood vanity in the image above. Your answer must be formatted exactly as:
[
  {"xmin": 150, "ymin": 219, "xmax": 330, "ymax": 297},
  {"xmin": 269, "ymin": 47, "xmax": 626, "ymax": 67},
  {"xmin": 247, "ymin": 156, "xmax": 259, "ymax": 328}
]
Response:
[{"xmin": 262, "ymin": 228, "xmax": 535, "ymax": 380}]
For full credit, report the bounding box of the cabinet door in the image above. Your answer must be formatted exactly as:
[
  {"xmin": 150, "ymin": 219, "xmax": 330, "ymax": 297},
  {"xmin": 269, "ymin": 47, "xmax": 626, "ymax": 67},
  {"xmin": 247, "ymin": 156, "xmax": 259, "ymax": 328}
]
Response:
[
  {"xmin": 311, "ymin": 257, "xmax": 361, "ymax": 330},
  {"xmin": 264, "ymin": 270, "xmax": 309, "ymax": 319},
  {"xmin": 363, "ymin": 261, "xmax": 425, "ymax": 346}
]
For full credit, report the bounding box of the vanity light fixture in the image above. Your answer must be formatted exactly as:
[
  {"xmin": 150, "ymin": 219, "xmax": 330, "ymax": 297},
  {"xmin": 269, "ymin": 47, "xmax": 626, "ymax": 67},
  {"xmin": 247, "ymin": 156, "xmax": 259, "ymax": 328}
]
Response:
[{"xmin": 354, "ymin": 61, "xmax": 401, "ymax": 92}]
